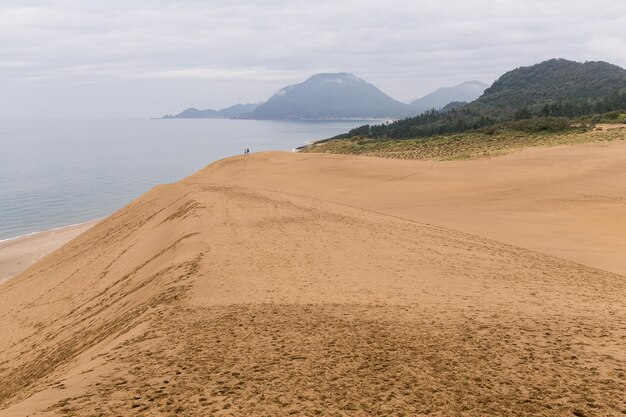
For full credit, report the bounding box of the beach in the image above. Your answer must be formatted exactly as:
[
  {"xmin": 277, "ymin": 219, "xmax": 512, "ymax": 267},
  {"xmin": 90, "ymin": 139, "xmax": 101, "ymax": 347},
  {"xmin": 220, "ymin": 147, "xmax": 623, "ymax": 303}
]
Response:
[
  {"xmin": 0, "ymin": 222, "xmax": 97, "ymax": 285},
  {"xmin": 0, "ymin": 141, "xmax": 624, "ymax": 416}
]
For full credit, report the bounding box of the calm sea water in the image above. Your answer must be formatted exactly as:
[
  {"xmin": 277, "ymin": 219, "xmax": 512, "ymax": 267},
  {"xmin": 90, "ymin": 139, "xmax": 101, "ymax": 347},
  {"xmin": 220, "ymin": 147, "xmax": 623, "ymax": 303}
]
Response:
[{"xmin": 0, "ymin": 118, "xmax": 371, "ymax": 241}]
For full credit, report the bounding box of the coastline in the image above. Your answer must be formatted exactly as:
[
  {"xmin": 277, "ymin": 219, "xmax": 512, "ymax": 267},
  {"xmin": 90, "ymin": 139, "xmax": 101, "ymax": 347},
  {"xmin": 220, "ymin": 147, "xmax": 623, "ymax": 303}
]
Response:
[{"xmin": 0, "ymin": 220, "xmax": 98, "ymax": 285}]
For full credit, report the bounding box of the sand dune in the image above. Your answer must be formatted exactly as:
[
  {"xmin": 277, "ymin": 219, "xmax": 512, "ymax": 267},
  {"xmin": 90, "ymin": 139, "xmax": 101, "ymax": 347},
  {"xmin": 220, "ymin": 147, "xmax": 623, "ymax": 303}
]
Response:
[{"xmin": 1, "ymin": 143, "xmax": 625, "ymax": 416}]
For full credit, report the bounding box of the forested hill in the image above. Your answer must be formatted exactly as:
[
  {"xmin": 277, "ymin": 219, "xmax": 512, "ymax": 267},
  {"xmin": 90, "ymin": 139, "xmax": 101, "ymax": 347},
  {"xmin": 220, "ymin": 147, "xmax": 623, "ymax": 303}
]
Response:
[
  {"xmin": 335, "ymin": 59, "xmax": 626, "ymax": 140},
  {"xmin": 476, "ymin": 59, "xmax": 626, "ymax": 117}
]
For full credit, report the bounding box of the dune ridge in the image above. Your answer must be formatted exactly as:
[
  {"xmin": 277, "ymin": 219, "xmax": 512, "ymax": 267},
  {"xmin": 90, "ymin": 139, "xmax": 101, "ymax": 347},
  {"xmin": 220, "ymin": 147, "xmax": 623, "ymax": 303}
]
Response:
[{"xmin": 1, "ymin": 144, "xmax": 625, "ymax": 416}]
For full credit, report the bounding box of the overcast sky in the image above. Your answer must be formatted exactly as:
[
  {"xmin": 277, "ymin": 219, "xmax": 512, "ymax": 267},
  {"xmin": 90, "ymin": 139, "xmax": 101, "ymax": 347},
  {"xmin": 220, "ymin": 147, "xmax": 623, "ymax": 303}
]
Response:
[{"xmin": 1, "ymin": 0, "xmax": 625, "ymax": 118}]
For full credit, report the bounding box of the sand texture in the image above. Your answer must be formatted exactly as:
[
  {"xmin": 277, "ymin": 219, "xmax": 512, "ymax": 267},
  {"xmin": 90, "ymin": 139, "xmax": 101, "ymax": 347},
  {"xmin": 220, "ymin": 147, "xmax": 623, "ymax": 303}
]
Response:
[{"xmin": 0, "ymin": 143, "xmax": 625, "ymax": 416}]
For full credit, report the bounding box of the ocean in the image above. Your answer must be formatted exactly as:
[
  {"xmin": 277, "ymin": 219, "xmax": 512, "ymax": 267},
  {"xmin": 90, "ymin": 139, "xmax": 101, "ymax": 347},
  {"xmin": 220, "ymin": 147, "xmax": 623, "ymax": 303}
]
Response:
[{"xmin": 0, "ymin": 118, "xmax": 372, "ymax": 241}]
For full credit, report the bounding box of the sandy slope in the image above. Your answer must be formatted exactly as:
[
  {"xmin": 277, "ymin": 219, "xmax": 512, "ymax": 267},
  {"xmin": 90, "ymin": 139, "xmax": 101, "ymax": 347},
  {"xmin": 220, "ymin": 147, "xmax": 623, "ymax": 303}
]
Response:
[{"xmin": 0, "ymin": 144, "xmax": 625, "ymax": 416}]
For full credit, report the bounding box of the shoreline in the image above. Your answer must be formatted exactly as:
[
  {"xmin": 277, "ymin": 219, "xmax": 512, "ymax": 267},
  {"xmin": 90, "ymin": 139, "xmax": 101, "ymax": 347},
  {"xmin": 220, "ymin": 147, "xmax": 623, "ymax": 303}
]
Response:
[
  {"xmin": 0, "ymin": 219, "xmax": 100, "ymax": 245},
  {"xmin": 0, "ymin": 220, "xmax": 99, "ymax": 285}
]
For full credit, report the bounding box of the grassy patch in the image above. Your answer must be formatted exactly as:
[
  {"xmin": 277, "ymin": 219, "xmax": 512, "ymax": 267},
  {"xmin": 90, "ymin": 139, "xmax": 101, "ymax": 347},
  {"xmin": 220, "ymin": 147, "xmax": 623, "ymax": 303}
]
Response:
[{"xmin": 300, "ymin": 126, "xmax": 626, "ymax": 161}]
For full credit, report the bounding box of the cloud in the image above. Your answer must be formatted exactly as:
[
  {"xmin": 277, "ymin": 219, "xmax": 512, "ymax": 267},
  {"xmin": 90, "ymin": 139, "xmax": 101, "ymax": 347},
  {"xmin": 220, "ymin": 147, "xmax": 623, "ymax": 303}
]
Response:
[
  {"xmin": 0, "ymin": 0, "xmax": 625, "ymax": 117},
  {"xmin": 136, "ymin": 67, "xmax": 299, "ymax": 82},
  {"xmin": 587, "ymin": 34, "xmax": 626, "ymax": 65},
  {"xmin": 0, "ymin": 60, "xmax": 30, "ymax": 68}
]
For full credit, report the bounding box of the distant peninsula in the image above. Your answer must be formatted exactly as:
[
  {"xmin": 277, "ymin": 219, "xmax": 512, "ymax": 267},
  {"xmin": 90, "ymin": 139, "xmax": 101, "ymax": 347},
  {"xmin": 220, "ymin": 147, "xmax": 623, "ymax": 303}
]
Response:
[{"xmin": 162, "ymin": 103, "xmax": 260, "ymax": 119}]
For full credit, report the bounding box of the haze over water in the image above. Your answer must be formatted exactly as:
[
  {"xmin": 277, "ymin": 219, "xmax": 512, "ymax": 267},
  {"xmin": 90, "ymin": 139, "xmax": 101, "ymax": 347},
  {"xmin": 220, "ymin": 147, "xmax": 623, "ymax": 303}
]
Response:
[{"xmin": 0, "ymin": 118, "xmax": 373, "ymax": 240}]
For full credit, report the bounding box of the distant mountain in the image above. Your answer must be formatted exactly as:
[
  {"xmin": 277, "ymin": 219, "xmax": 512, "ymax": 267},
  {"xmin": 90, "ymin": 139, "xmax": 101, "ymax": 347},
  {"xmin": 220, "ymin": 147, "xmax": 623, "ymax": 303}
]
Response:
[
  {"xmin": 243, "ymin": 73, "xmax": 414, "ymax": 120},
  {"xmin": 215, "ymin": 103, "xmax": 260, "ymax": 118},
  {"xmin": 335, "ymin": 59, "xmax": 626, "ymax": 140},
  {"xmin": 441, "ymin": 101, "xmax": 468, "ymax": 112},
  {"xmin": 163, "ymin": 103, "xmax": 259, "ymax": 119},
  {"xmin": 409, "ymin": 81, "xmax": 488, "ymax": 113}
]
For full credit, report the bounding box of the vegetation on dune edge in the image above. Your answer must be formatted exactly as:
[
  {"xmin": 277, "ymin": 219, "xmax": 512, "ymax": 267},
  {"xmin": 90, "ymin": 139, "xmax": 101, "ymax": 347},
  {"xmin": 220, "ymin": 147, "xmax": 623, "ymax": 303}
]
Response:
[
  {"xmin": 301, "ymin": 59, "xmax": 626, "ymax": 161},
  {"xmin": 300, "ymin": 122, "xmax": 626, "ymax": 161}
]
